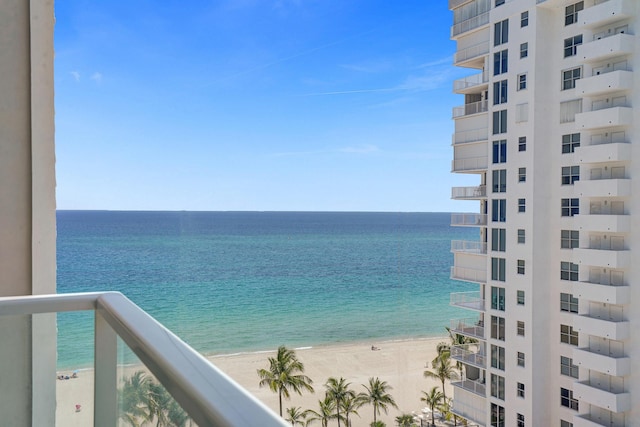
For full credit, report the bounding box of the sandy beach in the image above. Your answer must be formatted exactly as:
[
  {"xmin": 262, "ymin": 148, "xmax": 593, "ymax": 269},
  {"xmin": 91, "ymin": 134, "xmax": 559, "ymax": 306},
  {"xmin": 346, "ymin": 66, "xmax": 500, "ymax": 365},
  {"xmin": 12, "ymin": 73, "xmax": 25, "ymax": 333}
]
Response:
[{"xmin": 56, "ymin": 337, "xmax": 451, "ymax": 427}]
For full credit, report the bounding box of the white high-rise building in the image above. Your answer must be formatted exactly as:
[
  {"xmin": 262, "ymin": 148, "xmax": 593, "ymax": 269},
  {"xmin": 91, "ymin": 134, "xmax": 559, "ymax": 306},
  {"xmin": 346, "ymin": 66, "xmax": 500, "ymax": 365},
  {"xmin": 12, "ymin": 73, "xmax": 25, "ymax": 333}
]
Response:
[{"xmin": 448, "ymin": 1, "xmax": 638, "ymax": 426}]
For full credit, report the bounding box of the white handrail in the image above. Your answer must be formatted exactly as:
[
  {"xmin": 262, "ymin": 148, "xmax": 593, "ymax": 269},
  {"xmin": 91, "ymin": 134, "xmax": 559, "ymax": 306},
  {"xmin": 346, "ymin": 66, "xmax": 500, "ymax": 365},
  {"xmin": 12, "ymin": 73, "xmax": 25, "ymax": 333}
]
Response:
[{"xmin": 0, "ymin": 292, "xmax": 289, "ymax": 427}]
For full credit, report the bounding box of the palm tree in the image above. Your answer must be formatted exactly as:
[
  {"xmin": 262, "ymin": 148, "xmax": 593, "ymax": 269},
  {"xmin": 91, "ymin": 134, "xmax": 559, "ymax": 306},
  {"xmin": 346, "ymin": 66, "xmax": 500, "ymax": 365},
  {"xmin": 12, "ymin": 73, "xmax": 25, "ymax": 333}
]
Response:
[
  {"xmin": 285, "ymin": 406, "xmax": 308, "ymax": 426},
  {"xmin": 423, "ymin": 352, "xmax": 458, "ymax": 401},
  {"xmin": 326, "ymin": 377, "xmax": 355, "ymax": 427},
  {"xmin": 306, "ymin": 395, "xmax": 336, "ymax": 427},
  {"xmin": 257, "ymin": 346, "xmax": 315, "ymax": 417},
  {"xmin": 420, "ymin": 387, "xmax": 443, "ymax": 427},
  {"xmin": 358, "ymin": 377, "xmax": 398, "ymax": 425},
  {"xmin": 395, "ymin": 413, "xmax": 417, "ymax": 427},
  {"xmin": 119, "ymin": 370, "xmax": 152, "ymax": 427},
  {"xmin": 340, "ymin": 394, "xmax": 363, "ymax": 427},
  {"xmin": 370, "ymin": 422, "xmax": 386, "ymax": 427},
  {"xmin": 148, "ymin": 381, "xmax": 172, "ymax": 426}
]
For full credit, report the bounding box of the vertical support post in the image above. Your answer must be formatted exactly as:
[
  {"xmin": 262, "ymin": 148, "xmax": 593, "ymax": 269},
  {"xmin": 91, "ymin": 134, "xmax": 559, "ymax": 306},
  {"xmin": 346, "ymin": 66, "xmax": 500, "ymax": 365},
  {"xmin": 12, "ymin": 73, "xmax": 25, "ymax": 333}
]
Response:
[{"xmin": 95, "ymin": 311, "xmax": 118, "ymax": 427}]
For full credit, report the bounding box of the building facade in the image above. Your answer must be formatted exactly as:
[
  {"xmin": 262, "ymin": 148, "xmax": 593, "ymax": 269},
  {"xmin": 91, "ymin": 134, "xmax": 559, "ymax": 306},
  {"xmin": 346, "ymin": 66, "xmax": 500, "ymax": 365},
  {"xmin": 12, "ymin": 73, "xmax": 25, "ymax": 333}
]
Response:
[{"xmin": 448, "ymin": 0, "xmax": 638, "ymax": 426}]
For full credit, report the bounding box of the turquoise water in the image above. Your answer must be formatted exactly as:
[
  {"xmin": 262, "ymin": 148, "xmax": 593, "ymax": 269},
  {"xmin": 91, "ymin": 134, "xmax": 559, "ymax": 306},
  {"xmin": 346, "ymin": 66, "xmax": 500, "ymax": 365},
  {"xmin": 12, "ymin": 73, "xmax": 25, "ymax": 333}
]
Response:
[{"xmin": 56, "ymin": 211, "xmax": 477, "ymax": 369}]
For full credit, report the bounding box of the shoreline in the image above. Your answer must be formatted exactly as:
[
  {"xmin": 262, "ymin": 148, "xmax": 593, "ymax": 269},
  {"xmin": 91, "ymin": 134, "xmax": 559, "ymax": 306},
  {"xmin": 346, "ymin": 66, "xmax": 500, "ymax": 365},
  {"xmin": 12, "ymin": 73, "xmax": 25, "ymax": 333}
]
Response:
[{"xmin": 56, "ymin": 336, "xmax": 451, "ymax": 427}]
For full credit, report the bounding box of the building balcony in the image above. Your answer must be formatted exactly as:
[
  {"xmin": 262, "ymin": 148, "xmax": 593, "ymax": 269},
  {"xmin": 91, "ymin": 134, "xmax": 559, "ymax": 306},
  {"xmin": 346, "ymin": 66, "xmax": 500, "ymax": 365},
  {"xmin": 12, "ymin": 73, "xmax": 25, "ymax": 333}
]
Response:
[
  {"xmin": 574, "ymin": 214, "xmax": 630, "ymax": 233},
  {"xmin": 572, "ymin": 248, "xmax": 630, "ymax": 269},
  {"xmin": 0, "ymin": 292, "xmax": 287, "ymax": 427},
  {"xmin": 451, "ymin": 344, "xmax": 486, "ymax": 369},
  {"xmin": 453, "ymin": 100, "xmax": 488, "ymax": 118},
  {"xmin": 573, "ymin": 381, "xmax": 631, "ymax": 413},
  {"xmin": 580, "ymin": 33, "xmax": 635, "ymax": 63},
  {"xmin": 575, "ymin": 142, "xmax": 630, "ymax": 164},
  {"xmin": 581, "ymin": 0, "xmax": 635, "ymax": 29},
  {"xmin": 451, "ymin": 388, "xmax": 486, "ymax": 427},
  {"xmin": 574, "ymin": 178, "xmax": 630, "ymax": 198},
  {"xmin": 454, "ymin": 41, "xmax": 489, "ymax": 67},
  {"xmin": 450, "ymin": 317, "xmax": 485, "ymax": 340},
  {"xmin": 574, "ymin": 413, "xmax": 625, "ymax": 427},
  {"xmin": 574, "ymin": 314, "xmax": 630, "ymax": 340},
  {"xmin": 450, "ymin": 291, "xmax": 485, "ymax": 312},
  {"xmin": 451, "ymin": 156, "xmax": 488, "ymax": 173},
  {"xmin": 451, "ymin": 213, "xmax": 487, "ymax": 227},
  {"xmin": 451, "ymin": 186, "xmax": 486, "ymax": 200},
  {"xmin": 453, "ymin": 73, "xmax": 489, "ymax": 94},
  {"xmin": 451, "ymin": 379, "xmax": 486, "ymax": 397},
  {"xmin": 451, "ymin": 240, "xmax": 487, "ymax": 254},
  {"xmin": 450, "ymin": 266, "xmax": 487, "ymax": 284},
  {"xmin": 449, "ymin": 0, "xmax": 473, "ymax": 10},
  {"xmin": 575, "ymin": 106, "xmax": 633, "ymax": 130},
  {"xmin": 573, "ymin": 280, "xmax": 629, "ymax": 305},
  {"xmin": 452, "ymin": 127, "xmax": 488, "ymax": 145},
  {"xmin": 451, "ymin": 11, "xmax": 489, "ymax": 38},
  {"xmin": 575, "ymin": 70, "xmax": 633, "ymax": 97},
  {"xmin": 573, "ymin": 347, "xmax": 631, "ymax": 377}
]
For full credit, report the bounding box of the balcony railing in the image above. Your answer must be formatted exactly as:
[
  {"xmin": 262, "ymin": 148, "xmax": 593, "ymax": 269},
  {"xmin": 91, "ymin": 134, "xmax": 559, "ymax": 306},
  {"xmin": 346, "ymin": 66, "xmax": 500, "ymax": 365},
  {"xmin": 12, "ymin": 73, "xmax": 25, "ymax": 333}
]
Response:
[
  {"xmin": 454, "ymin": 41, "xmax": 489, "ymax": 65},
  {"xmin": 453, "ymin": 73, "xmax": 488, "ymax": 92},
  {"xmin": 453, "ymin": 100, "xmax": 488, "ymax": 118},
  {"xmin": 450, "ymin": 291, "xmax": 485, "ymax": 311},
  {"xmin": 451, "ymin": 185, "xmax": 486, "ymax": 200},
  {"xmin": 449, "ymin": 0, "xmax": 473, "ymax": 9},
  {"xmin": 0, "ymin": 292, "xmax": 288, "ymax": 427},
  {"xmin": 452, "ymin": 127, "xmax": 489, "ymax": 145},
  {"xmin": 451, "ymin": 213, "xmax": 487, "ymax": 226},
  {"xmin": 452, "ymin": 378, "xmax": 486, "ymax": 397},
  {"xmin": 451, "ymin": 344, "xmax": 486, "ymax": 368},
  {"xmin": 451, "ymin": 11, "xmax": 490, "ymax": 37},
  {"xmin": 451, "ymin": 266, "xmax": 487, "ymax": 284},
  {"xmin": 451, "ymin": 240, "xmax": 487, "ymax": 254},
  {"xmin": 450, "ymin": 317, "xmax": 485, "ymax": 340}
]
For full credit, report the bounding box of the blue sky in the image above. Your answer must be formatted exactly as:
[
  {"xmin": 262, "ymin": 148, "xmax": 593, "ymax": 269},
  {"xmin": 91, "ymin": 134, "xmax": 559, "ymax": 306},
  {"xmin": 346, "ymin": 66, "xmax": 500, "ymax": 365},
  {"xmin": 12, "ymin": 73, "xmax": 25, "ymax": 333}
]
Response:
[{"xmin": 55, "ymin": 0, "xmax": 477, "ymax": 212}]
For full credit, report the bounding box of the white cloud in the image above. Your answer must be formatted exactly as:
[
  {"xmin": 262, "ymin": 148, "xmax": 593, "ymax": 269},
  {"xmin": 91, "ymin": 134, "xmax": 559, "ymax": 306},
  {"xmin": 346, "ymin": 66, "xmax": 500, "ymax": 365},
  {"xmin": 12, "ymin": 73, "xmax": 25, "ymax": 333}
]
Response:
[
  {"xmin": 70, "ymin": 71, "xmax": 81, "ymax": 82},
  {"xmin": 90, "ymin": 72, "xmax": 103, "ymax": 84},
  {"xmin": 339, "ymin": 144, "xmax": 379, "ymax": 154}
]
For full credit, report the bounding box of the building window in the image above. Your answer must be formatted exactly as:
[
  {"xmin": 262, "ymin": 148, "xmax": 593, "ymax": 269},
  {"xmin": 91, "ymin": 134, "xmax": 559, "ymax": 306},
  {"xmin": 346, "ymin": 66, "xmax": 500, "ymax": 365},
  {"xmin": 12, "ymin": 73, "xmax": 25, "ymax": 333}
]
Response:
[
  {"xmin": 561, "ymin": 262, "xmax": 579, "ymax": 281},
  {"xmin": 562, "ymin": 133, "xmax": 580, "ymax": 153},
  {"xmin": 494, "ymin": 19, "xmax": 509, "ymax": 46},
  {"xmin": 560, "ymin": 293, "xmax": 579, "ymax": 313},
  {"xmin": 492, "ymin": 228, "xmax": 506, "ymax": 251},
  {"xmin": 561, "ymin": 198, "xmax": 579, "ymax": 217},
  {"xmin": 518, "ymin": 167, "xmax": 526, "ymax": 183},
  {"xmin": 561, "ymin": 388, "xmax": 579, "ymax": 411},
  {"xmin": 491, "ymin": 374, "xmax": 505, "ymax": 400},
  {"xmin": 520, "ymin": 42, "xmax": 528, "ymax": 58},
  {"xmin": 518, "ymin": 198, "xmax": 526, "ymax": 213},
  {"xmin": 517, "ymin": 320, "xmax": 525, "ymax": 336},
  {"xmin": 495, "ymin": 0, "xmax": 505, "ymax": 6},
  {"xmin": 565, "ymin": 2, "xmax": 584, "ymax": 26},
  {"xmin": 517, "ymin": 383, "xmax": 525, "ymax": 398},
  {"xmin": 518, "ymin": 136, "xmax": 526, "ymax": 151},
  {"xmin": 517, "ymin": 351, "xmax": 525, "ymax": 367},
  {"xmin": 493, "ymin": 139, "xmax": 507, "ymax": 162},
  {"xmin": 493, "ymin": 169, "xmax": 507, "ymax": 193},
  {"xmin": 492, "ymin": 199, "xmax": 506, "ymax": 222},
  {"xmin": 561, "ymin": 356, "xmax": 579, "ymax": 378},
  {"xmin": 521, "ymin": 11, "xmax": 529, "ymax": 27},
  {"xmin": 562, "ymin": 67, "xmax": 581, "ymax": 90},
  {"xmin": 561, "ymin": 421, "xmax": 573, "ymax": 427},
  {"xmin": 560, "ymin": 324, "xmax": 579, "ymax": 346},
  {"xmin": 517, "ymin": 260, "xmax": 525, "ymax": 275},
  {"xmin": 515, "ymin": 103, "xmax": 529, "ymax": 123},
  {"xmin": 492, "ymin": 286, "xmax": 505, "ymax": 311},
  {"xmin": 493, "ymin": 80, "xmax": 508, "ymax": 105},
  {"xmin": 494, "ymin": 50, "xmax": 508, "ymax": 76},
  {"xmin": 561, "ymin": 230, "xmax": 579, "ymax": 249},
  {"xmin": 492, "ymin": 257, "xmax": 506, "ymax": 282},
  {"xmin": 491, "ymin": 345, "xmax": 505, "ymax": 370},
  {"xmin": 564, "ymin": 35, "xmax": 583, "ymax": 58},
  {"xmin": 561, "ymin": 166, "xmax": 580, "ymax": 185},
  {"xmin": 517, "ymin": 229, "xmax": 525, "ymax": 244},
  {"xmin": 518, "ymin": 73, "xmax": 527, "ymax": 90},
  {"xmin": 491, "ymin": 316, "xmax": 506, "ymax": 340},
  {"xmin": 491, "ymin": 403, "xmax": 505, "ymax": 427},
  {"xmin": 560, "ymin": 99, "xmax": 582, "ymax": 123}
]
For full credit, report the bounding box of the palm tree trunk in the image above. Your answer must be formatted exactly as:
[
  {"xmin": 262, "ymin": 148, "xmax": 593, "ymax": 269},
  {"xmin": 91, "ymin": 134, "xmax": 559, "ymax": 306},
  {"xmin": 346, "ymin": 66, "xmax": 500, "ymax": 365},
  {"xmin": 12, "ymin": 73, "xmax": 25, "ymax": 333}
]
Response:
[
  {"xmin": 278, "ymin": 389, "xmax": 283, "ymax": 417},
  {"xmin": 441, "ymin": 378, "xmax": 447, "ymax": 401},
  {"xmin": 336, "ymin": 401, "xmax": 341, "ymax": 427},
  {"xmin": 373, "ymin": 403, "xmax": 377, "ymax": 423}
]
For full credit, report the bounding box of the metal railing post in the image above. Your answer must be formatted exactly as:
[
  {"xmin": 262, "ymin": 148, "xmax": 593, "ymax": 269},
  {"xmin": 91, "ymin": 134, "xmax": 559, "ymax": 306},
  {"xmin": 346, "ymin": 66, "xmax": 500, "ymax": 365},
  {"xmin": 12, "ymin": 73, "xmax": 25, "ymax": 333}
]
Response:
[{"xmin": 95, "ymin": 310, "xmax": 118, "ymax": 427}]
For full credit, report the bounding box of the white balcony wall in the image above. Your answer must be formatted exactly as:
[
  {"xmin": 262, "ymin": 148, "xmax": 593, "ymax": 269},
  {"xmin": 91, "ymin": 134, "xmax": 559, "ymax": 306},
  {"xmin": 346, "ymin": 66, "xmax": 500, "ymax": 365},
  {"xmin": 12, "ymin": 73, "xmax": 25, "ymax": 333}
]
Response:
[
  {"xmin": 574, "ymin": 179, "xmax": 630, "ymax": 198},
  {"xmin": 451, "ymin": 388, "xmax": 487, "ymax": 427},
  {"xmin": 575, "ymin": 107, "xmax": 633, "ymax": 130},
  {"xmin": 574, "ymin": 214, "xmax": 630, "ymax": 233},
  {"xmin": 572, "ymin": 347, "xmax": 631, "ymax": 376},
  {"xmin": 575, "ymin": 143, "xmax": 631, "ymax": 164},
  {"xmin": 580, "ymin": 0, "xmax": 635, "ymax": 29},
  {"xmin": 572, "ymin": 248, "xmax": 630, "ymax": 268},
  {"xmin": 573, "ymin": 381, "xmax": 631, "ymax": 413},
  {"xmin": 574, "ymin": 413, "xmax": 625, "ymax": 427},
  {"xmin": 572, "ymin": 281, "xmax": 629, "ymax": 305},
  {"xmin": 453, "ymin": 72, "xmax": 489, "ymax": 94},
  {"xmin": 573, "ymin": 315, "xmax": 630, "ymax": 340},
  {"xmin": 453, "ymin": 142, "xmax": 488, "ymax": 172},
  {"xmin": 575, "ymin": 70, "xmax": 633, "ymax": 97},
  {"xmin": 580, "ymin": 33, "xmax": 635, "ymax": 63}
]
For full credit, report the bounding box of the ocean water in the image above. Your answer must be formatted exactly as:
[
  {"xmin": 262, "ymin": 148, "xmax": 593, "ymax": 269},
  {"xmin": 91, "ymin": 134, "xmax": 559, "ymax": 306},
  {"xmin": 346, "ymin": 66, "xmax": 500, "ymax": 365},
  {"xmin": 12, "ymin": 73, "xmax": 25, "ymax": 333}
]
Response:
[{"xmin": 56, "ymin": 211, "xmax": 477, "ymax": 369}]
